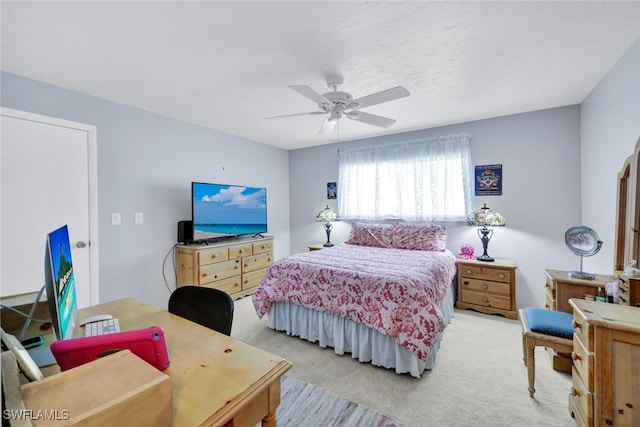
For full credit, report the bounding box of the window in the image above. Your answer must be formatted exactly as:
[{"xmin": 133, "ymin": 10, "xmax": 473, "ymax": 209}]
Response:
[{"xmin": 338, "ymin": 134, "xmax": 472, "ymax": 221}]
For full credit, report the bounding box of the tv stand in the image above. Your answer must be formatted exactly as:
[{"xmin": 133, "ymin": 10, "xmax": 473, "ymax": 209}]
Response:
[
  {"xmin": 176, "ymin": 236, "xmax": 274, "ymax": 300},
  {"xmin": 252, "ymin": 233, "xmax": 265, "ymax": 238}
]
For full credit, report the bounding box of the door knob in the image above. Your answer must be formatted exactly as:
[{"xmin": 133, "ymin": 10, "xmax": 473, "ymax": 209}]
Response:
[{"xmin": 76, "ymin": 241, "xmax": 88, "ymax": 248}]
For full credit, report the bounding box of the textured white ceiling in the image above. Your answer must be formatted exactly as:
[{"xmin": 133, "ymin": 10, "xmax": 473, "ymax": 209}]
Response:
[{"xmin": 2, "ymin": 1, "xmax": 639, "ymax": 150}]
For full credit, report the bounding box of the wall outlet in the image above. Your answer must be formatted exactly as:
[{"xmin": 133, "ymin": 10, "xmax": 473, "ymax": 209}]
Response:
[
  {"xmin": 135, "ymin": 212, "xmax": 144, "ymax": 224},
  {"xmin": 112, "ymin": 213, "xmax": 121, "ymax": 226}
]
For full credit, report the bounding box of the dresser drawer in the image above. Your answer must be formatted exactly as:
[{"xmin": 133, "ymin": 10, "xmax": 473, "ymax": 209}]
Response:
[
  {"xmin": 570, "ymin": 366, "xmax": 593, "ymax": 427},
  {"xmin": 459, "ymin": 289, "xmax": 511, "ymax": 310},
  {"xmin": 242, "ymin": 268, "xmax": 268, "ymax": 290},
  {"xmin": 197, "ymin": 247, "xmax": 229, "ymax": 265},
  {"xmin": 572, "ymin": 332, "xmax": 593, "ymax": 387},
  {"xmin": 229, "ymin": 243, "xmax": 253, "ymax": 259},
  {"xmin": 459, "ymin": 277, "xmax": 510, "ymax": 296},
  {"xmin": 202, "ymin": 276, "xmax": 242, "ymax": 294},
  {"xmin": 199, "ymin": 258, "xmax": 241, "ymax": 284},
  {"xmin": 242, "ymin": 252, "xmax": 273, "ymax": 273},
  {"xmin": 253, "ymin": 240, "xmax": 273, "ymax": 255},
  {"xmin": 459, "ymin": 265, "xmax": 511, "ymax": 283}
]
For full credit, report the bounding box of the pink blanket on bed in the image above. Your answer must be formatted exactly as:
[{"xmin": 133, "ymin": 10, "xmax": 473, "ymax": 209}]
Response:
[{"xmin": 252, "ymin": 244, "xmax": 457, "ymax": 361}]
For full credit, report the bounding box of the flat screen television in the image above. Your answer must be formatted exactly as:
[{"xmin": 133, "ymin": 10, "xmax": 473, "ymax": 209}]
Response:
[
  {"xmin": 44, "ymin": 224, "xmax": 78, "ymax": 341},
  {"xmin": 191, "ymin": 182, "xmax": 267, "ymax": 242}
]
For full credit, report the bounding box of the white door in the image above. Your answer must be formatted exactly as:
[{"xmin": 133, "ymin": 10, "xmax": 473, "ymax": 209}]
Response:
[{"xmin": 1, "ymin": 108, "xmax": 98, "ymax": 308}]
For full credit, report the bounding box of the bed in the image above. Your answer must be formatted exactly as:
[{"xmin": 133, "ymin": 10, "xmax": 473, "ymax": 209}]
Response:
[{"xmin": 252, "ymin": 222, "xmax": 457, "ymax": 378}]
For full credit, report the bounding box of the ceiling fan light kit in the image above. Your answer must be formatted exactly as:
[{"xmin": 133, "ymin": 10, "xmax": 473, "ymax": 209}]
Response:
[{"xmin": 266, "ymin": 74, "xmax": 410, "ymax": 135}]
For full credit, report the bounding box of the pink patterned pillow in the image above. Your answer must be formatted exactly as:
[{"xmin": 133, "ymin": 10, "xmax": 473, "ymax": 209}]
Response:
[
  {"xmin": 345, "ymin": 222, "xmax": 394, "ymax": 248},
  {"xmin": 391, "ymin": 223, "xmax": 448, "ymax": 251}
]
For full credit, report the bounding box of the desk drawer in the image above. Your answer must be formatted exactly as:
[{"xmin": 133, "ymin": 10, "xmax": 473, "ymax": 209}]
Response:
[
  {"xmin": 203, "ymin": 276, "xmax": 241, "ymax": 295},
  {"xmin": 197, "ymin": 247, "xmax": 229, "ymax": 265},
  {"xmin": 242, "ymin": 252, "xmax": 273, "ymax": 273},
  {"xmin": 199, "ymin": 259, "xmax": 241, "ymax": 284},
  {"xmin": 570, "ymin": 366, "xmax": 593, "ymax": 427},
  {"xmin": 460, "ymin": 278, "xmax": 510, "ymax": 296},
  {"xmin": 572, "ymin": 312, "xmax": 593, "ymax": 351},
  {"xmin": 572, "ymin": 333, "xmax": 593, "ymax": 387},
  {"xmin": 459, "ymin": 289, "xmax": 511, "ymax": 310},
  {"xmin": 569, "ymin": 392, "xmax": 588, "ymax": 427}
]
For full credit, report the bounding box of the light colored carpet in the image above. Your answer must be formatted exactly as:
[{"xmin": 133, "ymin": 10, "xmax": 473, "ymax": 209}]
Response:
[{"xmin": 232, "ymin": 297, "xmax": 574, "ymax": 427}]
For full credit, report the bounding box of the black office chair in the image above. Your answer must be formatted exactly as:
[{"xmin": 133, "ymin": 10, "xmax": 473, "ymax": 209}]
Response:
[{"xmin": 168, "ymin": 286, "xmax": 234, "ymax": 336}]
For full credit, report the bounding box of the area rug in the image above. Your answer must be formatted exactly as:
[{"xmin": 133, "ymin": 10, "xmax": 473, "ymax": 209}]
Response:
[{"xmin": 277, "ymin": 375, "xmax": 402, "ymax": 427}]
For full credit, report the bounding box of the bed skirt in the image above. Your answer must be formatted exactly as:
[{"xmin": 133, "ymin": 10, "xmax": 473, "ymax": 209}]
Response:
[{"xmin": 266, "ymin": 282, "xmax": 455, "ymax": 378}]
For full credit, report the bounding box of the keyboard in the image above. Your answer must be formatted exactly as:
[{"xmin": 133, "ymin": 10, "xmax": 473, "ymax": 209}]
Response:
[{"xmin": 84, "ymin": 318, "xmax": 121, "ymax": 337}]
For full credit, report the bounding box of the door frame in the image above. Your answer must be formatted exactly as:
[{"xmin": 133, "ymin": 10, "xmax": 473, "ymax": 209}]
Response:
[{"xmin": 0, "ymin": 107, "xmax": 99, "ymax": 306}]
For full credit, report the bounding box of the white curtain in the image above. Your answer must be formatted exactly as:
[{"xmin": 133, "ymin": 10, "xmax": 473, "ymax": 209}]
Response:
[{"xmin": 338, "ymin": 134, "xmax": 472, "ymax": 221}]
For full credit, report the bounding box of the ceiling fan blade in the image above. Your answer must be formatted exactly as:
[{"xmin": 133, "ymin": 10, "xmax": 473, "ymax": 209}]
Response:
[
  {"xmin": 348, "ymin": 111, "xmax": 396, "ymax": 128},
  {"xmin": 318, "ymin": 118, "xmax": 337, "ymax": 135},
  {"xmin": 290, "ymin": 85, "xmax": 333, "ymax": 107},
  {"xmin": 351, "ymin": 86, "xmax": 410, "ymax": 109},
  {"xmin": 264, "ymin": 111, "xmax": 326, "ymax": 120}
]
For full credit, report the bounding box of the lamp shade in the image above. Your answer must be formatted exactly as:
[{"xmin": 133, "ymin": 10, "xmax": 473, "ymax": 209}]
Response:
[
  {"xmin": 467, "ymin": 203, "xmax": 505, "ymax": 227},
  {"xmin": 316, "ymin": 205, "xmax": 338, "ymax": 222}
]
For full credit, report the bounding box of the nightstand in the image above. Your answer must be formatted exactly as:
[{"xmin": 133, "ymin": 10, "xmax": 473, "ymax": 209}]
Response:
[
  {"xmin": 456, "ymin": 258, "xmax": 517, "ymax": 319},
  {"xmin": 308, "ymin": 244, "xmax": 325, "ymax": 251}
]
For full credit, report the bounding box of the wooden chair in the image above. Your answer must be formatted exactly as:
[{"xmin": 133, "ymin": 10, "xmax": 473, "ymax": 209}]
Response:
[
  {"xmin": 518, "ymin": 307, "xmax": 573, "ymax": 398},
  {"xmin": 168, "ymin": 286, "xmax": 234, "ymax": 336}
]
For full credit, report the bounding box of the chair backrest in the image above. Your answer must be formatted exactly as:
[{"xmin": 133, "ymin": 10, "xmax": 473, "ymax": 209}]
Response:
[{"xmin": 168, "ymin": 286, "xmax": 234, "ymax": 336}]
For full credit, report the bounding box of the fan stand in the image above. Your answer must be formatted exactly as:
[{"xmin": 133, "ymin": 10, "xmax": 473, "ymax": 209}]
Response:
[{"xmin": 569, "ymin": 255, "xmax": 595, "ymax": 280}]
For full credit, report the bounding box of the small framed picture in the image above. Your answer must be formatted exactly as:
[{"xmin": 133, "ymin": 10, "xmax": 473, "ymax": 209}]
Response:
[{"xmin": 327, "ymin": 182, "xmax": 337, "ymax": 199}]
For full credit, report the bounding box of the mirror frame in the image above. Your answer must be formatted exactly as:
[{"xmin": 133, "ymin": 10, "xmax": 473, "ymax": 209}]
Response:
[{"xmin": 614, "ymin": 137, "xmax": 640, "ymax": 272}]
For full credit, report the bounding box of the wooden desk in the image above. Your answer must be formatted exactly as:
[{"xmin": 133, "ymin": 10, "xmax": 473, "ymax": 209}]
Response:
[{"xmin": 75, "ymin": 298, "xmax": 292, "ymax": 427}]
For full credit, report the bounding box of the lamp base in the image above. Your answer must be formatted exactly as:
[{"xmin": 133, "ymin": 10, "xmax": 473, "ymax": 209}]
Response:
[
  {"xmin": 476, "ymin": 254, "xmax": 495, "ymax": 262},
  {"xmin": 323, "ymin": 242, "xmax": 334, "ymax": 247},
  {"xmin": 569, "ymin": 271, "xmax": 595, "ymax": 280}
]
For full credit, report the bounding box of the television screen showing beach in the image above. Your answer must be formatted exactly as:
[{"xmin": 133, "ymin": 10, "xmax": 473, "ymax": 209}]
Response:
[{"xmin": 192, "ymin": 183, "xmax": 267, "ymax": 241}]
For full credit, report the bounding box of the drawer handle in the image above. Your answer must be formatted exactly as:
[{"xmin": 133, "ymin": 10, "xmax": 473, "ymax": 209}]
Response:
[
  {"xmin": 482, "ymin": 297, "xmax": 489, "ymax": 303},
  {"xmin": 481, "ymin": 283, "xmax": 488, "ymax": 290},
  {"xmin": 498, "ymin": 273, "xmax": 505, "ymax": 279},
  {"xmin": 571, "ymin": 352, "xmax": 581, "ymax": 361},
  {"xmin": 572, "ymin": 320, "xmax": 581, "ymax": 330},
  {"xmin": 570, "ymin": 387, "xmax": 579, "ymax": 397},
  {"xmin": 463, "ymin": 281, "xmax": 470, "ymax": 286},
  {"xmin": 202, "ymin": 272, "xmax": 208, "ymax": 277},
  {"xmin": 210, "ymin": 254, "xmax": 217, "ymax": 259},
  {"xmin": 238, "ymin": 249, "xmax": 244, "ymax": 253},
  {"xmin": 465, "ymin": 269, "xmax": 472, "ymax": 275}
]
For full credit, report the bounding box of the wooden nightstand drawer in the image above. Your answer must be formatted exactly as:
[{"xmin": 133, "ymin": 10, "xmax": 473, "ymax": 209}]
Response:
[
  {"xmin": 459, "ymin": 265, "xmax": 511, "ymax": 283},
  {"xmin": 197, "ymin": 247, "xmax": 229, "ymax": 265},
  {"xmin": 199, "ymin": 258, "xmax": 241, "ymax": 283},
  {"xmin": 459, "ymin": 277, "xmax": 510, "ymax": 296},
  {"xmin": 459, "ymin": 289, "xmax": 511, "ymax": 310}
]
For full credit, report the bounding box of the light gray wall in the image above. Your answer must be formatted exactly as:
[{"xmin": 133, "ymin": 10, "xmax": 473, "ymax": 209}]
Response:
[
  {"xmin": 289, "ymin": 107, "xmax": 583, "ymax": 309},
  {"xmin": 580, "ymin": 38, "xmax": 640, "ymax": 274},
  {"xmin": 1, "ymin": 71, "xmax": 290, "ymax": 309}
]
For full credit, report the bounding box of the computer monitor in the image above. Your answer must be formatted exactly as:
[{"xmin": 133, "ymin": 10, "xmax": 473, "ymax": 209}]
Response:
[{"xmin": 44, "ymin": 224, "xmax": 78, "ymax": 341}]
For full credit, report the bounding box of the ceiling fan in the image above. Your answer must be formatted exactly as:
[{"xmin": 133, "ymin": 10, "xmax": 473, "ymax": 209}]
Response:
[{"xmin": 266, "ymin": 75, "xmax": 410, "ymax": 135}]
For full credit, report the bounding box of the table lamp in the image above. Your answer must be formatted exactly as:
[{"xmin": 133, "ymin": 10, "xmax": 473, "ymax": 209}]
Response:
[
  {"xmin": 315, "ymin": 205, "xmax": 338, "ymax": 247},
  {"xmin": 466, "ymin": 203, "xmax": 505, "ymax": 262}
]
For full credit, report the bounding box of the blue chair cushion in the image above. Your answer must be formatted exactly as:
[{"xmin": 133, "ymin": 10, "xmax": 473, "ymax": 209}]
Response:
[{"xmin": 523, "ymin": 308, "xmax": 573, "ymax": 339}]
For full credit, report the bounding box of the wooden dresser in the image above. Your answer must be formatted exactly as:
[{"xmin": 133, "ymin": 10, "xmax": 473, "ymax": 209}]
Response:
[
  {"xmin": 456, "ymin": 258, "xmax": 517, "ymax": 319},
  {"xmin": 176, "ymin": 236, "xmax": 274, "ymax": 300},
  {"xmin": 544, "ymin": 270, "xmax": 614, "ymax": 313},
  {"xmin": 568, "ymin": 299, "xmax": 640, "ymax": 427}
]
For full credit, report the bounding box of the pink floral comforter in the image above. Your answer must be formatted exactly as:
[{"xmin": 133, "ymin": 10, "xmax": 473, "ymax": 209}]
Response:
[{"xmin": 252, "ymin": 244, "xmax": 457, "ymax": 361}]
